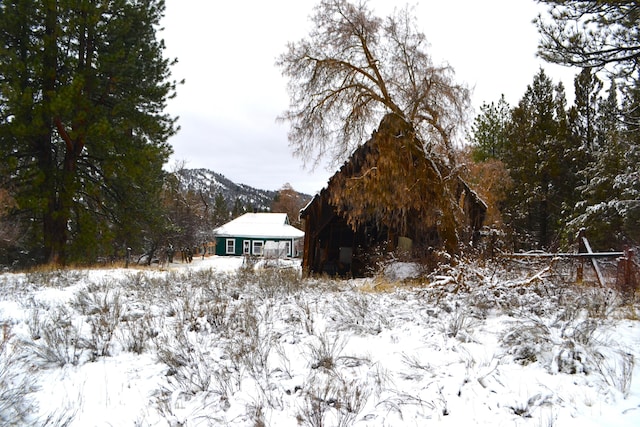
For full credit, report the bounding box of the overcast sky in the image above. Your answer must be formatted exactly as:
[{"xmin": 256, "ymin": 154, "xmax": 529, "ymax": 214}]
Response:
[{"xmin": 160, "ymin": 0, "xmax": 577, "ymax": 195}]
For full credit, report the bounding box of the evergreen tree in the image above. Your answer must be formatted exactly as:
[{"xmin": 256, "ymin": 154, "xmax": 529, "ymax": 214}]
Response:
[
  {"xmin": 212, "ymin": 193, "xmax": 230, "ymax": 227},
  {"xmin": 567, "ymin": 71, "xmax": 612, "ymax": 246},
  {"xmin": 568, "ymin": 76, "xmax": 639, "ymax": 249},
  {"xmin": 0, "ymin": 0, "xmax": 178, "ymax": 265},
  {"xmin": 502, "ymin": 69, "xmax": 575, "ymax": 250},
  {"xmin": 571, "ymin": 68, "xmax": 603, "ymax": 152},
  {"xmin": 536, "ymin": 1, "xmax": 639, "ymax": 136},
  {"xmin": 231, "ymin": 198, "xmax": 248, "ymax": 219},
  {"xmin": 468, "ymin": 95, "xmax": 511, "ymax": 162},
  {"xmin": 616, "ymin": 77, "xmax": 640, "ymax": 244},
  {"xmin": 535, "ymin": 1, "xmax": 639, "ymax": 80},
  {"xmin": 566, "ymin": 68, "xmax": 603, "ymax": 219}
]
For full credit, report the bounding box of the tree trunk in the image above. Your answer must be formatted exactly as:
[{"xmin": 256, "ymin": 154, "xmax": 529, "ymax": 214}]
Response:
[
  {"xmin": 43, "ymin": 1, "xmax": 91, "ymax": 266},
  {"xmin": 46, "ymin": 195, "xmax": 68, "ymax": 266},
  {"xmin": 41, "ymin": 1, "xmax": 63, "ymax": 265}
]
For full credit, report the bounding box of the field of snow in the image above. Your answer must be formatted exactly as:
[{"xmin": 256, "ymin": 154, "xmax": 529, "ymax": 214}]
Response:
[{"xmin": 0, "ymin": 256, "xmax": 638, "ymax": 426}]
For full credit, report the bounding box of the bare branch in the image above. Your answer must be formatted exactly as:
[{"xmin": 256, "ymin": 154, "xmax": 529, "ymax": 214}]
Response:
[{"xmin": 276, "ymin": 0, "xmax": 470, "ymax": 169}]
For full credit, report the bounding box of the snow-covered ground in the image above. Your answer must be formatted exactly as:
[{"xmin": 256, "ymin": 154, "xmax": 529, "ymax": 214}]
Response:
[{"xmin": 0, "ymin": 256, "xmax": 638, "ymax": 426}]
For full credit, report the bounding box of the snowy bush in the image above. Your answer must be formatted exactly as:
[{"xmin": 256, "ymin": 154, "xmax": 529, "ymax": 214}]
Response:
[
  {"xmin": 0, "ymin": 325, "xmax": 77, "ymax": 426},
  {"xmin": 119, "ymin": 313, "xmax": 155, "ymax": 354},
  {"xmin": 0, "ymin": 326, "xmax": 35, "ymax": 425},
  {"xmin": 298, "ymin": 370, "xmax": 371, "ymax": 427},
  {"xmin": 27, "ymin": 306, "xmax": 84, "ymax": 367},
  {"xmin": 24, "ymin": 268, "xmax": 87, "ymax": 289},
  {"xmin": 84, "ymin": 290, "xmax": 122, "ymax": 360},
  {"xmin": 501, "ymin": 290, "xmax": 636, "ymax": 396}
]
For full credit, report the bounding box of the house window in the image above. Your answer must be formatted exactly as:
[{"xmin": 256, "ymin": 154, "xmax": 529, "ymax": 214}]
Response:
[
  {"xmin": 252, "ymin": 240, "xmax": 264, "ymax": 256},
  {"xmin": 284, "ymin": 241, "xmax": 291, "ymax": 257},
  {"xmin": 243, "ymin": 240, "xmax": 251, "ymax": 255},
  {"xmin": 226, "ymin": 239, "xmax": 235, "ymax": 254}
]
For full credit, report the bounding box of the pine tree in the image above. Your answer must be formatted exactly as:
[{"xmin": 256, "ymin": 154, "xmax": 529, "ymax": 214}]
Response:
[
  {"xmin": 536, "ymin": 1, "xmax": 639, "ymax": 148},
  {"xmin": 212, "ymin": 193, "xmax": 230, "ymax": 227},
  {"xmin": 617, "ymin": 77, "xmax": 640, "ymax": 244},
  {"xmin": 571, "ymin": 68, "xmax": 603, "ymax": 152},
  {"xmin": 567, "ymin": 72, "xmax": 613, "ymax": 246},
  {"xmin": 566, "ymin": 69, "xmax": 603, "ymax": 223},
  {"xmin": 231, "ymin": 198, "xmax": 248, "ymax": 219},
  {"xmin": 468, "ymin": 95, "xmax": 511, "ymax": 162},
  {"xmin": 536, "ymin": 1, "xmax": 639, "ymax": 80},
  {"xmin": 567, "ymin": 75, "xmax": 640, "ymax": 249},
  {"xmin": 0, "ymin": 0, "xmax": 178, "ymax": 265},
  {"xmin": 502, "ymin": 69, "xmax": 575, "ymax": 250}
]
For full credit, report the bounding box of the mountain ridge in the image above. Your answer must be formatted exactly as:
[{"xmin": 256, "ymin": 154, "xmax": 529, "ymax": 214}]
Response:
[{"xmin": 176, "ymin": 168, "xmax": 312, "ymax": 212}]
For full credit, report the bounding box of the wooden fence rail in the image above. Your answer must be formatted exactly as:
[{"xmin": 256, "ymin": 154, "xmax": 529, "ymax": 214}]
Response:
[
  {"xmin": 505, "ymin": 252, "xmax": 624, "ymax": 258},
  {"xmin": 503, "ymin": 230, "xmax": 637, "ymax": 294}
]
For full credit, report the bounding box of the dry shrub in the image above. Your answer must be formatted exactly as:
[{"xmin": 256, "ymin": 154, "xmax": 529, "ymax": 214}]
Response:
[
  {"xmin": 0, "ymin": 325, "xmax": 36, "ymax": 425},
  {"xmin": 28, "ymin": 306, "xmax": 84, "ymax": 367},
  {"xmin": 298, "ymin": 370, "xmax": 371, "ymax": 427}
]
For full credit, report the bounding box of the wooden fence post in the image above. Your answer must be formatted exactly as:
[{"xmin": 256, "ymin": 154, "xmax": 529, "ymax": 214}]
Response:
[
  {"xmin": 617, "ymin": 248, "xmax": 638, "ymax": 297},
  {"xmin": 576, "ymin": 261, "xmax": 583, "ymax": 284},
  {"xmin": 579, "ymin": 232, "xmax": 605, "ymax": 287}
]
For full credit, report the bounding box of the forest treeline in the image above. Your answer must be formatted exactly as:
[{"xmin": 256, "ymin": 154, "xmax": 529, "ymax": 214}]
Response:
[
  {"xmin": 0, "ymin": 0, "xmax": 638, "ymax": 268},
  {"xmin": 467, "ymin": 0, "xmax": 639, "ymax": 252},
  {"xmin": 466, "ymin": 67, "xmax": 639, "ymax": 252}
]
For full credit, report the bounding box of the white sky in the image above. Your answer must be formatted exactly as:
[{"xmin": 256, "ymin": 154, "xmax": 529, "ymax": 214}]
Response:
[{"xmin": 160, "ymin": 0, "xmax": 577, "ymax": 195}]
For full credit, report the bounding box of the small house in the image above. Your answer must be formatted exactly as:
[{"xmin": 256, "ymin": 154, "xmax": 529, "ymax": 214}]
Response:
[{"xmin": 212, "ymin": 213, "xmax": 304, "ymax": 257}]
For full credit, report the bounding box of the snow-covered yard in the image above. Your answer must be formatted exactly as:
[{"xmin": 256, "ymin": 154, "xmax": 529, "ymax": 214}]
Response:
[{"xmin": 0, "ymin": 256, "xmax": 638, "ymax": 426}]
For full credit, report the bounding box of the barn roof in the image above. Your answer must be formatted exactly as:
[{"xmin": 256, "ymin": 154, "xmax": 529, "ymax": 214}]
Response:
[{"xmin": 213, "ymin": 213, "xmax": 304, "ymax": 239}]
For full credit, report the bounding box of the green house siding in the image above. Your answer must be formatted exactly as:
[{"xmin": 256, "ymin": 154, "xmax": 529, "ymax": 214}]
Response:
[
  {"xmin": 214, "ymin": 237, "xmax": 239, "ymax": 256},
  {"xmin": 214, "ymin": 236, "xmax": 296, "ymax": 257}
]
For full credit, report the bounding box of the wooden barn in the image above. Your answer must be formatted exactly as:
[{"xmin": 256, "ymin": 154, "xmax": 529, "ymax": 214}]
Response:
[{"xmin": 300, "ymin": 113, "xmax": 487, "ymax": 277}]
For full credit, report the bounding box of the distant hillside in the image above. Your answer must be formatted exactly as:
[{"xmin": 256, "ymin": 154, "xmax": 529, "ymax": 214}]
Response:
[{"xmin": 175, "ymin": 168, "xmax": 310, "ymax": 212}]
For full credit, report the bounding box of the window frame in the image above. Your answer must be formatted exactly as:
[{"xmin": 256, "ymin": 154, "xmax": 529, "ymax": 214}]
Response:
[
  {"xmin": 225, "ymin": 238, "xmax": 236, "ymax": 254},
  {"xmin": 252, "ymin": 240, "xmax": 264, "ymax": 256}
]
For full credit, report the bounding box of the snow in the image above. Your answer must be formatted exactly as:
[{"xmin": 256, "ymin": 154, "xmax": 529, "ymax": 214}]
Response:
[{"xmin": 0, "ymin": 256, "xmax": 638, "ymax": 426}]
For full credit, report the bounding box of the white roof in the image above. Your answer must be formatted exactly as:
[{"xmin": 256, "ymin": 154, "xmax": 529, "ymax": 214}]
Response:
[{"xmin": 213, "ymin": 213, "xmax": 304, "ymax": 239}]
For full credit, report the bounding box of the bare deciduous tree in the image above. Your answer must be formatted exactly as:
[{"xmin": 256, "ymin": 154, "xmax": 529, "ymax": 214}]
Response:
[
  {"xmin": 271, "ymin": 183, "xmax": 310, "ymax": 229},
  {"xmin": 276, "ymin": 0, "xmax": 470, "ymax": 169},
  {"xmin": 277, "ymin": 0, "xmax": 473, "ymax": 254}
]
